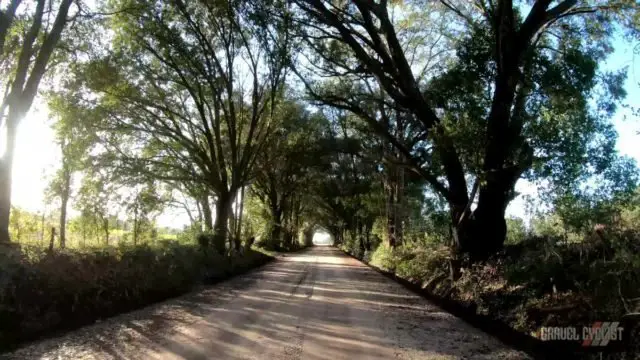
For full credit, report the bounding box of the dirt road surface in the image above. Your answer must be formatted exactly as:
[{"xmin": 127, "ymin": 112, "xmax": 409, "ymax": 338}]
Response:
[{"xmin": 3, "ymin": 247, "xmax": 529, "ymax": 360}]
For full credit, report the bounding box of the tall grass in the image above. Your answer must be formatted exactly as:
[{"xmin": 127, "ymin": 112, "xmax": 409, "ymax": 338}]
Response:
[{"xmin": 0, "ymin": 240, "xmax": 272, "ymax": 351}]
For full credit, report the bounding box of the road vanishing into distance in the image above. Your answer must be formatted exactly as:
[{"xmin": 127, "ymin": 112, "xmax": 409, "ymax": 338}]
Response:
[{"xmin": 4, "ymin": 247, "xmax": 528, "ymax": 360}]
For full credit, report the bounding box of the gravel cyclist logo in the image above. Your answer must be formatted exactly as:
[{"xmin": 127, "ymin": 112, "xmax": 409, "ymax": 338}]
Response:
[{"xmin": 533, "ymin": 322, "xmax": 624, "ymax": 347}]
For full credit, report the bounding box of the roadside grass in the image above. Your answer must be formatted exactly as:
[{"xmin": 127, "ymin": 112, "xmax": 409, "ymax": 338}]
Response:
[
  {"xmin": 341, "ymin": 228, "xmax": 640, "ymax": 359},
  {"xmin": 0, "ymin": 240, "xmax": 273, "ymax": 353}
]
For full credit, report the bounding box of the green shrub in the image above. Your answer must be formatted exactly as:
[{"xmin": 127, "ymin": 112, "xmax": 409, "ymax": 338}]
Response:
[
  {"xmin": 176, "ymin": 224, "xmax": 200, "ymax": 244},
  {"xmin": 394, "ymin": 244, "xmax": 450, "ymax": 285},
  {"xmin": 0, "ymin": 241, "xmax": 272, "ymax": 350},
  {"xmin": 505, "ymin": 217, "xmax": 527, "ymax": 244},
  {"xmin": 369, "ymin": 244, "xmax": 398, "ymax": 271}
]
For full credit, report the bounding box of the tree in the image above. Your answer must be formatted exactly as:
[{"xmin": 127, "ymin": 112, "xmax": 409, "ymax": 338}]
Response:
[
  {"xmin": 74, "ymin": 173, "xmax": 120, "ymax": 246},
  {"xmin": 8, "ymin": 206, "xmax": 41, "ymax": 244},
  {"xmin": 124, "ymin": 183, "xmax": 164, "ymax": 245},
  {"xmin": 251, "ymin": 100, "xmax": 327, "ymax": 248},
  {"xmin": 0, "ymin": 0, "xmax": 77, "ymax": 244},
  {"xmin": 290, "ymin": 0, "xmax": 637, "ymax": 259},
  {"xmin": 71, "ymin": 0, "xmax": 291, "ymax": 248},
  {"xmin": 45, "ymin": 91, "xmax": 92, "ymax": 248},
  {"xmin": 552, "ymin": 156, "xmax": 638, "ymax": 234},
  {"xmin": 303, "ymin": 110, "xmax": 383, "ymax": 251},
  {"xmin": 166, "ymin": 182, "xmax": 215, "ymax": 232}
]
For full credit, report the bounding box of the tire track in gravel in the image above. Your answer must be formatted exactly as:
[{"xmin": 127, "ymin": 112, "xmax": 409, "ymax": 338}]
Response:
[{"xmin": 272, "ymin": 253, "xmax": 318, "ymax": 360}]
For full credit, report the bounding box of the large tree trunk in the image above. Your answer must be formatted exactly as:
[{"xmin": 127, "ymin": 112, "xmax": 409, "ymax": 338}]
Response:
[
  {"xmin": 383, "ymin": 153, "xmax": 405, "ymax": 248},
  {"xmin": 469, "ymin": 169, "xmax": 524, "ymax": 259},
  {"xmin": 103, "ymin": 218, "xmax": 109, "ymax": 246},
  {"xmin": 270, "ymin": 207, "xmax": 283, "ymax": 247},
  {"xmin": 383, "ymin": 144, "xmax": 397, "ymax": 248},
  {"xmin": 133, "ymin": 207, "xmax": 139, "ymax": 246},
  {"xmin": 0, "ymin": 114, "xmax": 18, "ymax": 244},
  {"xmin": 395, "ymin": 114, "xmax": 405, "ymax": 246},
  {"xmin": 358, "ymin": 221, "xmax": 365, "ymax": 254},
  {"xmin": 235, "ymin": 186, "xmax": 244, "ymax": 240},
  {"xmin": 60, "ymin": 160, "xmax": 71, "ymax": 249},
  {"xmin": 469, "ymin": 198, "xmax": 507, "ymax": 258},
  {"xmin": 303, "ymin": 224, "xmax": 314, "ymax": 247},
  {"xmin": 364, "ymin": 224, "xmax": 371, "ymax": 251},
  {"xmin": 293, "ymin": 199, "xmax": 301, "ymax": 246},
  {"xmin": 395, "ymin": 166, "xmax": 404, "ymax": 245},
  {"xmin": 436, "ymin": 136, "xmax": 479, "ymax": 262},
  {"xmin": 195, "ymin": 199, "xmax": 203, "ymax": 227},
  {"xmin": 386, "ymin": 189, "xmax": 397, "ymax": 248},
  {"xmin": 201, "ymin": 196, "xmax": 213, "ymax": 232},
  {"xmin": 59, "ymin": 173, "xmax": 70, "ymax": 249},
  {"xmin": 447, "ymin": 172, "xmax": 521, "ymax": 261},
  {"xmin": 233, "ymin": 187, "xmax": 244, "ymax": 252},
  {"xmin": 213, "ymin": 192, "xmax": 233, "ymax": 254},
  {"xmin": 283, "ymin": 198, "xmax": 294, "ymax": 248},
  {"xmin": 49, "ymin": 227, "xmax": 55, "ymax": 252}
]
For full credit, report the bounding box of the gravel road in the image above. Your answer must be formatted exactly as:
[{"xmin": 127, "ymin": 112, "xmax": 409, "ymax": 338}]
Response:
[{"xmin": 3, "ymin": 246, "xmax": 529, "ymax": 360}]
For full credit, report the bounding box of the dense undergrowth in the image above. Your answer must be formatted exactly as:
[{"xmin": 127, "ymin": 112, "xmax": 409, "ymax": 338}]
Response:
[
  {"xmin": 341, "ymin": 227, "xmax": 640, "ymax": 358},
  {"xmin": 0, "ymin": 240, "xmax": 273, "ymax": 351}
]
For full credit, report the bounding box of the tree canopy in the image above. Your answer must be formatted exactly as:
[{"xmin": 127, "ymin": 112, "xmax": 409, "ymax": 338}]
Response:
[{"xmin": 0, "ymin": 0, "xmax": 638, "ymax": 261}]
